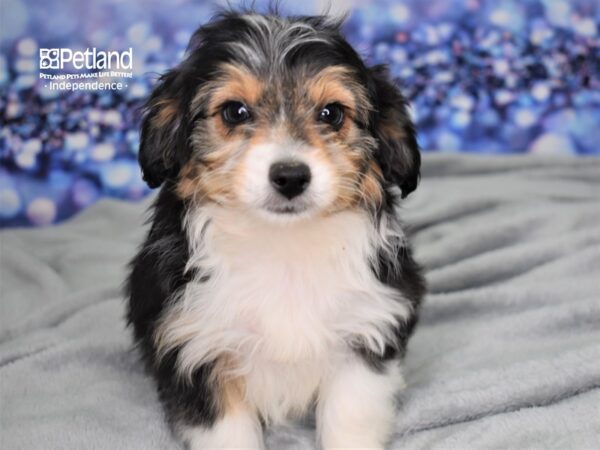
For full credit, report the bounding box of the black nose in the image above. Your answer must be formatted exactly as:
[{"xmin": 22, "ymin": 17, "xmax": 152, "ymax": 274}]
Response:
[{"xmin": 269, "ymin": 161, "xmax": 311, "ymax": 200}]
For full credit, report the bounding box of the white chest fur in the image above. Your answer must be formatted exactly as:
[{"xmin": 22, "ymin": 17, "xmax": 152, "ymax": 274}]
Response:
[{"xmin": 155, "ymin": 205, "xmax": 410, "ymax": 422}]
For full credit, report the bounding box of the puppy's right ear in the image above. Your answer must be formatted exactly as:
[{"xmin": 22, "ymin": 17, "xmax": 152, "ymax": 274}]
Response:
[
  {"xmin": 368, "ymin": 66, "xmax": 421, "ymax": 199},
  {"xmin": 138, "ymin": 71, "xmax": 186, "ymax": 188}
]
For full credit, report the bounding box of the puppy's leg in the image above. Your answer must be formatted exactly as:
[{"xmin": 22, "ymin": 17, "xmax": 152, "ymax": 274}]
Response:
[
  {"xmin": 159, "ymin": 360, "xmax": 264, "ymax": 449},
  {"xmin": 317, "ymin": 357, "xmax": 404, "ymax": 450}
]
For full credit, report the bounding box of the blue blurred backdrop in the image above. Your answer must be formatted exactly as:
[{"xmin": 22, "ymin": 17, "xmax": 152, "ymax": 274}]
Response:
[{"xmin": 1, "ymin": 0, "xmax": 599, "ymax": 226}]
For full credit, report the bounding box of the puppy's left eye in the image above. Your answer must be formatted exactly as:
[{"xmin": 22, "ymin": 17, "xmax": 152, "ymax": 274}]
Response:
[{"xmin": 318, "ymin": 103, "xmax": 344, "ymax": 129}]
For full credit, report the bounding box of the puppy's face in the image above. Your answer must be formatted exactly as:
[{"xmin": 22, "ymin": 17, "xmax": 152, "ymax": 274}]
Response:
[
  {"xmin": 139, "ymin": 13, "xmax": 420, "ymax": 222},
  {"xmin": 179, "ymin": 63, "xmax": 380, "ymax": 222}
]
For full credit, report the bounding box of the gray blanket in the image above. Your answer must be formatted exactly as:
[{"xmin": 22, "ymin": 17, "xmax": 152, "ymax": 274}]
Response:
[{"xmin": 2, "ymin": 155, "xmax": 600, "ymax": 449}]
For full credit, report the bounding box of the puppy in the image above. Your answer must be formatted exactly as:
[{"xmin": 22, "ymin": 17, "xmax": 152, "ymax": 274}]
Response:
[{"xmin": 126, "ymin": 10, "xmax": 425, "ymax": 450}]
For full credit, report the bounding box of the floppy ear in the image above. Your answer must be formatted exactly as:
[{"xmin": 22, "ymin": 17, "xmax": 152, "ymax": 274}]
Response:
[
  {"xmin": 138, "ymin": 71, "xmax": 188, "ymax": 188},
  {"xmin": 369, "ymin": 66, "xmax": 420, "ymax": 198}
]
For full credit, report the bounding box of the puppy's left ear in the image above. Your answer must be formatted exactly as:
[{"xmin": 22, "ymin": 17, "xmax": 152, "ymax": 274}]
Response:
[
  {"xmin": 369, "ymin": 66, "xmax": 421, "ymax": 198},
  {"xmin": 138, "ymin": 70, "xmax": 189, "ymax": 188}
]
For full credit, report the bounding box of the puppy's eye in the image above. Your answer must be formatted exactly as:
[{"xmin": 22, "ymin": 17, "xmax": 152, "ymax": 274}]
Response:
[
  {"xmin": 318, "ymin": 103, "xmax": 344, "ymax": 128},
  {"xmin": 221, "ymin": 101, "xmax": 251, "ymax": 125}
]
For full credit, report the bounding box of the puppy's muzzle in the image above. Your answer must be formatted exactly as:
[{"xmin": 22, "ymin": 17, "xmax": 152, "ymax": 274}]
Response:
[{"xmin": 269, "ymin": 161, "xmax": 311, "ymax": 200}]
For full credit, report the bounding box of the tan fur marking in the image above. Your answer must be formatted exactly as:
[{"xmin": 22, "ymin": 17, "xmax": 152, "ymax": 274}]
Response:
[
  {"xmin": 177, "ymin": 150, "xmax": 241, "ymax": 203},
  {"xmin": 177, "ymin": 163, "xmax": 202, "ymax": 199},
  {"xmin": 210, "ymin": 356, "xmax": 247, "ymax": 415},
  {"xmin": 359, "ymin": 162, "xmax": 384, "ymax": 209},
  {"xmin": 152, "ymin": 98, "xmax": 179, "ymax": 128},
  {"xmin": 307, "ymin": 67, "xmax": 357, "ymax": 110},
  {"xmin": 208, "ymin": 64, "xmax": 263, "ymax": 114}
]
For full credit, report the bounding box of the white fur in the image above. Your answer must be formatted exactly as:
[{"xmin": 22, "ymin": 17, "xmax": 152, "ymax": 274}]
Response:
[{"xmin": 156, "ymin": 204, "xmax": 410, "ymax": 433}]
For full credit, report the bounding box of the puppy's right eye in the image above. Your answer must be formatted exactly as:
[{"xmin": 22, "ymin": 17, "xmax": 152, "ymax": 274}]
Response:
[
  {"xmin": 318, "ymin": 103, "xmax": 345, "ymax": 129},
  {"xmin": 221, "ymin": 101, "xmax": 251, "ymax": 125}
]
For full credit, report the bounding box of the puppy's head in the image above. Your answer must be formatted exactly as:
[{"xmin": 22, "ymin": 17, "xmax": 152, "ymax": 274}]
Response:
[{"xmin": 139, "ymin": 12, "xmax": 420, "ymax": 222}]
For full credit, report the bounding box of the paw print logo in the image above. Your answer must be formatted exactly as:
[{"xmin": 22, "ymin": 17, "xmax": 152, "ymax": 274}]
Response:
[{"xmin": 39, "ymin": 49, "xmax": 60, "ymax": 69}]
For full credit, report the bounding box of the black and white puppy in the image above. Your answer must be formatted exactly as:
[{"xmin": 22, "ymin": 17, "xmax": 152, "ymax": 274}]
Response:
[{"xmin": 126, "ymin": 10, "xmax": 425, "ymax": 449}]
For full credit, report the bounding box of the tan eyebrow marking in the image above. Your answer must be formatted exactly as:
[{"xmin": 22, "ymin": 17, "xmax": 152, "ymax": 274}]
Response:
[{"xmin": 191, "ymin": 63, "xmax": 264, "ymax": 118}]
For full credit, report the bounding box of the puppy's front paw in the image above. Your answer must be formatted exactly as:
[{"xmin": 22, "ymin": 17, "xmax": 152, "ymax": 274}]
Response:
[
  {"xmin": 183, "ymin": 410, "xmax": 264, "ymax": 450},
  {"xmin": 320, "ymin": 432, "xmax": 386, "ymax": 450}
]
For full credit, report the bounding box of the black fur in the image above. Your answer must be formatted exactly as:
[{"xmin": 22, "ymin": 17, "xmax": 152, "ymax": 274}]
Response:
[
  {"xmin": 358, "ymin": 244, "xmax": 426, "ymax": 372},
  {"xmin": 127, "ymin": 9, "xmax": 425, "ymax": 436},
  {"xmin": 126, "ymin": 185, "xmax": 222, "ymax": 428}
]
